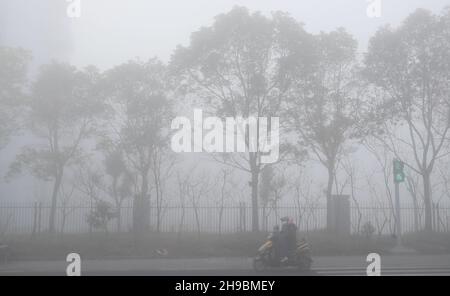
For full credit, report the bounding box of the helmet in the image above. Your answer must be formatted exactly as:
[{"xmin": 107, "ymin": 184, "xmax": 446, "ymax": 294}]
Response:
[{"xmin": 280, "ymin": 216, "xmax": 289, "ymax": 222}]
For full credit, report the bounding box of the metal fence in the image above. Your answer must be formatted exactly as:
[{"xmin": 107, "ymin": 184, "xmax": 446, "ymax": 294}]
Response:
[{"xmin": 0, "ymin": 200, "xmax": 449, "ymax": 235}]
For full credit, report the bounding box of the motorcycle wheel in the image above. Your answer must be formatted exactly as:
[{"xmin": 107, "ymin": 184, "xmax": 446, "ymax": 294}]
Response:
[{"xmin": 253, "ymin": 258, "xmax": 266, "ymax": 272}]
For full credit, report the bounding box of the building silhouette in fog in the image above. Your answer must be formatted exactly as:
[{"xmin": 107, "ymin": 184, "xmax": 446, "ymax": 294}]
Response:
[{"xmin": 0, "ymin": 0, "xmax": 73, "ymax": 66}]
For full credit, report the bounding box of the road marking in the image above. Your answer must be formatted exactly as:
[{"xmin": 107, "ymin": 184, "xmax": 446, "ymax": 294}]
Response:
[
  {"xmin": 315, "ymin": 267, "xmax": 450, "ymax": 276},
  {"xmin": 0, "ymin": 269, "xmax": 24, "ymax": 274}
]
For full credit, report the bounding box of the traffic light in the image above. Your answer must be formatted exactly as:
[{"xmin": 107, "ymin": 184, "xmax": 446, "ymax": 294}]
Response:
[{"xmin": 393, "ymin": 159, "xmax": 405, "ymax": 183}]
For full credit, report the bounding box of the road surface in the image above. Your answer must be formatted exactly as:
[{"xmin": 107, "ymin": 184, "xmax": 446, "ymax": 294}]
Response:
[{"xmin": 1, "ymin": 255, "xmax": 449, "ymax": 276}]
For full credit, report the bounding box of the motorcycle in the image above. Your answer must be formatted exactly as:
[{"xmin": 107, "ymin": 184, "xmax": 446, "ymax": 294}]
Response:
[{"xmin": 253, "ymin": 233, "xmax": 313, "ymax": 271}]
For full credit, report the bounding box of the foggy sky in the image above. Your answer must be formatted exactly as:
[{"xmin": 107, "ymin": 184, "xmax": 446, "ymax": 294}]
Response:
[
  {"xmin": 69, "ymin": 0, "xmax": 449, "ymax": 69},
  {"xmin": 1, "ymin": 0, "xmax": 450, "ymax": 202},
  {"xmin": 2, "ymin": 0, "xmax": 449, "ymax": 69}
]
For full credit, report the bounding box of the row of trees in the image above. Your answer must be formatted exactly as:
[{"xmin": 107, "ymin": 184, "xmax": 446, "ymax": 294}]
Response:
[{"xmin": 1, "ymin": 7, "xmax": 449, "ymax": 233}]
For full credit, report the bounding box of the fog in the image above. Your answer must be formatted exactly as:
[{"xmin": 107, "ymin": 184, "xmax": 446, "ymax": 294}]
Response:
[
  {"xmin": 0, "ymin": 0, "xmax": 447, "ymax": 200},
  {"xmin": 1, "ymin": 0, "xmax": 450, "ymax": 276}
]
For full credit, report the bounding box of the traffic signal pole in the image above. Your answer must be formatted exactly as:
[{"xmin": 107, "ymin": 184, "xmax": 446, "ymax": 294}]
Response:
[
  {"xmin": 393, "ymin": 159, "xmax": 404, "ymax": 247},
  {"xmin": 393, "ymin": 159, "xmax": 407, "ymax": 250},
  {"xmin": 391, "ymin": 159, "xmax": 416, "ymax": 254},
  {"xmin": 394, "ymin": 181, "xmax": 402, "ymax": 246}
]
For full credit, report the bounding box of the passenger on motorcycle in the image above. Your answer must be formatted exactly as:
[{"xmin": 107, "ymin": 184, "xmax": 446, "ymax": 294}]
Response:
[{"xmin": 270, "ymin": 225, "xmax": 281, "ymax": 263}]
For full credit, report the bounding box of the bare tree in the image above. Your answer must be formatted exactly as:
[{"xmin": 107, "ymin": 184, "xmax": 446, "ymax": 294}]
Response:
[
  {"xmin": 102, "ymin": 59, "xmax": 173, "ymax": 234},
  {"xmin": 73, "ymin": 164, "xmax": 105, "ymax": 233},
  {"xmin": 287, "ymin": 28, "xmax": 364, "ymax": 231},
  {"xmin": 151, "ymin": 147, "xmax": 177, "ymax": 232},
  {"xmin": 364, "ymin": 140, "xmax": 397, "ymax": 235},
  {"xmin": 102, "ymin": 149, "xmax": 133, "ymax": 232},
  {"xmin": 260, "ymin": 165, "xmax": 274, "ymax": 231},
  {"xmin": 290, "ymin": 170, "xmax": 320, "ymax": 232},
  {"xmin": 259, "ymin": 165, "xmax": 289, "ymax": 228},
  {"xmin": 217, "ymin": 168, "xmax": 233, "ymax": 236},
  {"xmin": 58, "ymin": 181, "xmax": 77, "ymax": 234},
  {"xmin": 8, "ymin": 63, "xmax": 104, "ymax": 233},
  {"xmin": 365, "ymin": 173, "xmax": 391, "ymax": 236},
  {"xmin": 176, "ymin": 171, "xmax": 189, "ymax": 240},
  {"xmin": 171, "ymin": 7, "xmax": 301, "ymax": 231},
  {"xmin": 186, "ymin": 172, "xmax": 213, "ymax": 237},
  {"xmin": 405, "ymin": 173, "xmax": 422, "ymax": 232},
  {"xmin": 268, "ymin": 167, "xmax": 288, "ymax": 222},
  {"xmin": 364, "ymin": 8, "xmax": 450, "ymax": 231},
  {"xmin": 342, "ymin": 159, "xmax": 362, "ymax": 234}
]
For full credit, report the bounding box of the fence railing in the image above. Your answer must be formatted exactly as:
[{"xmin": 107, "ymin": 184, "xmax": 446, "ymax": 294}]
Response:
[{"xmin": 0, "ymin": 201, "xmax": 449, "ymax": 235}]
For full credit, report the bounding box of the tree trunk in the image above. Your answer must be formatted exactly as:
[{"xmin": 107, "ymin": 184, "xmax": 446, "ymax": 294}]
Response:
[
  {"xmin": 423, "ymin": 171, "xmax": 433, "ymax": 232},
  {"xmin": 116, "ymin": 203, "xmax": 122, "ymax": 232},
  {"xmin": 251, "ymin": 168, "xmax": 259, "ymax": 232},
  {"xmin": 133, "ymin": 170, "xmax": 150, "ymax": 234},
  {"xmin": 218, "ymin": 206, "xmax": 224, "ymax": 236},
  {"xmin": 177, "ymin": 204, "xmax": 185, "ymax": 242},
  {"xmin": 407, "ymin": 178, "xmax": 420, "ymax": 233},
  {"xmin": 48, "ymin": 169, "xmax": 63, "ymax": 233},
  {"xmin": 112, "ymin": 177, "xmax": 121, "ymax": 232},
  {"xmin": 262, "ymin": 205, "xmax": 266, "ymax": 232},
  {"xmin": 412, "ymin": 196, "xmax": 419, "ymax": 233},
  {"xmin": 60, "ymin": 211, "xmax": 66, "ymax": 235},
  {"xmin": 155, "ymin": 174, "xmax": 162, "ymax": 233},
  {"xmin": 326, "ymin": 165, "xmax": 334, "ymax": 231},
  {"xmin": 193, "ymin": 203, "xmax": 201, "ymax": 238}
]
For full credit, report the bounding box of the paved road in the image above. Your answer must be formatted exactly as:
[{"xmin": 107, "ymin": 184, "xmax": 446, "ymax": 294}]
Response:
[{"xmin": 1, "ymin": 255, "xmax": 449, "ymax": 276}]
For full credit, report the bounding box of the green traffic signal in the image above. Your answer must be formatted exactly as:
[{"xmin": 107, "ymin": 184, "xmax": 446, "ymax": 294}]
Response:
[
  {"xmin": 394, "ymin": 172, "xmax": 405, "ymax": 182},
  {"xmin": 393, "ymin": 159, "xmax": 405, "ymax": 183}
]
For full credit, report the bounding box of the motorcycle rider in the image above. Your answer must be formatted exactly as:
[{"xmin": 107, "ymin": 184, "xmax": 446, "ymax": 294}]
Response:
[
  {"xmin": 254, "ymin": 218, "xmax": 311, "ymax": 271},
  {"xmin": 270, "ymin": 225, "xmax": 281, "ymax": 264},
  {"xmin": 280, "ymin": 216, "xmax": 297, "ymax": 263}
]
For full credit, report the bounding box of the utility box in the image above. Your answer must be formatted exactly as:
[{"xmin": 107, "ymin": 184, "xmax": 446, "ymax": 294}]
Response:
[{"xmin": 329, "ymin": 195, "xmax": 351, "ymax": 236}]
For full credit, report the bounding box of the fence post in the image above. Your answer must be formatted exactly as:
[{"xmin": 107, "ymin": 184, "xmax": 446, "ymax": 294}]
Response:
[
  {"xmin": 2, "ymin": 201, "xmax": 450, "ymax": 236},
  {"xmin": 61, "ymin": 202, "xmax": 66, "ymax": 234},
  {"xmin": 89, "ymin": 199, "xmax": 93, "ymax": 235},
  {"xmin": 436, "ymin": 203, "xmax": 440, "ymax": 233},
  {"xmin": 264, "ymin": 210, "xmax": 268, "ymax": 232},
  {"xmin": 238, "ymin": 202, "xmax": 242, "ymax": 232},
  {"xmin": 432, "ymin": 203, "xmax": 437, "ymax": 232},
  {"xmin": 238, "ymin": 202, "xmax": 246, "ymax": 232},
  {"xmin": 243, "ymin": 202, "xmax": 246, "ymax": 232},
  {"xmin": 447, "ymin": 214, "xmax": 449, "ymax": 233},
  {"xmin": 32, "ymin": 202, "xmax": 37, "ymax": 237},
  {"xmin": 37, "ymin": 202, "xmax": 42, "ymax": 234}
]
